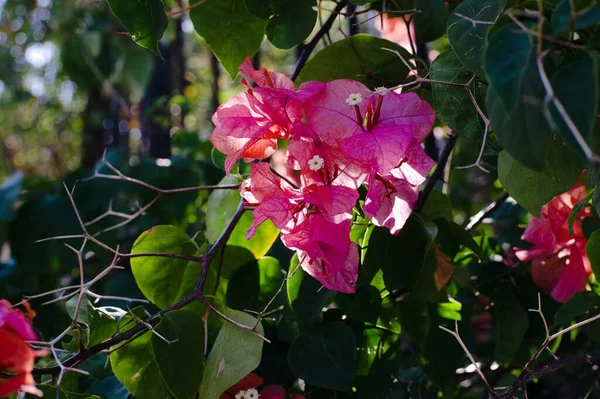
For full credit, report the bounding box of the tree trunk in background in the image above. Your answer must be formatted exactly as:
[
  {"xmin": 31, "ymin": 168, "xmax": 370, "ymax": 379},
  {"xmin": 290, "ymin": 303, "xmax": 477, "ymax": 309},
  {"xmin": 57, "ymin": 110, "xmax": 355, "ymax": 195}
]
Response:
[
  {"xmin": 81, "ymin": 86, "xmax": 108, "ymax": 169},
  {"xmin": 347, "ymin": 4, "xmax": 359, "ymax": 36},
  {"xmin": 416, "ymin": 37, "xmax": 439, "ymax": 163},
  {"xmin": 140, "ymin": 1, "xmax": 186, "ymax": 159}
]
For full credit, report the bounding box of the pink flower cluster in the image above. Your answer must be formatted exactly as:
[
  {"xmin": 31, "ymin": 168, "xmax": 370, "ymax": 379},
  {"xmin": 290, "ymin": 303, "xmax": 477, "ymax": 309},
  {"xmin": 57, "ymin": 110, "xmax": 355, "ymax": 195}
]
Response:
[
  {"xmin": 211, "ymin": 57, "xmax": 436, "ymax": 293},
  {"xmin": 514, "ymin": 182, "xmax": 593, "ymax": 303}
]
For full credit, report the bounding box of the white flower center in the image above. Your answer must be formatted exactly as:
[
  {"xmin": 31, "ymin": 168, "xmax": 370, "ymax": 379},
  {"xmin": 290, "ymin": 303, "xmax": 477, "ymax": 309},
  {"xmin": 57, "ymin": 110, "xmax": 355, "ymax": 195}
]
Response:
[
  {"xmin": 308, "ymin": 155, "xmax": 325, "ymax": 171},
  {"xmin": 235, "ymin": 391, "xmax": 246, "ymax": 399},
  {"xmin": 244, "ymin": 389, "xmax": 259, "ymax": 399},
  {"xmin": 346, "ymin": 93, "xmax": 363, "ymax": 105}
]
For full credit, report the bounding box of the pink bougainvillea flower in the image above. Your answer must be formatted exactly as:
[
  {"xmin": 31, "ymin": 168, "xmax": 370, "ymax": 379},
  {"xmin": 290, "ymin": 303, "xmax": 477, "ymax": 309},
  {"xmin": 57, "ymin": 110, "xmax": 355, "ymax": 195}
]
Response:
[
  {"xmin": 390, "ymin": 138, "xmax": 436, "ymax": 187},
  {"xmin": 241, "ymin": 163, "xmax": 358, "ymax": 239},
  {"xmin": 282, "ymin": 218, "xmax": 358, "ymax": 293},
  {"xmin": 259, "ymin": 385, "xmax": 287, "ymax": 399},
  {"xmin": 363, "ymin": 172, "xmax": 419, "ymax": 235},
  {"xmin": 514, "ymin": 182, "xmax": 592, "ymax": 303},
  {"xmin": 0, "ymin": 300, "xmax": 44, "ymax": 397},
  {"xmin": 211, "ymin": 57, "xmax": 324, "ymax": 173}
]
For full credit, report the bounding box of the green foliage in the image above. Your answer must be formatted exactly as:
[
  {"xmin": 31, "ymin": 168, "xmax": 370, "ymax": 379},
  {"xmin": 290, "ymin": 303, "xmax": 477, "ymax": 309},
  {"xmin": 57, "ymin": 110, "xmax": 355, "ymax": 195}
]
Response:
[
  {"xmin": 296, "ymin": 34, "xmax": 413, "ymax": 89},
  {"xmin": 497, "ymin": 148, "xmax": 583, "ymax": 216},
  {"xmin": 198, "ymin": 309, "xmax": 264, "ymax": 399},
  {"xmin": 205, "ymin": 176, "xmax": 279, "ymax": 259},
  {"xmin": 430, "ymin": 50, "xmax": 485, "ymax": 140},
  {"xmin": 414, "ymin": 0, "xmax": 449, "ymax": 43},
  {"xmin": 152, "ymin": 311, "xmax": 205, "ymax": 399},
  {"xmin": 107, "ymin": 0, "xmax": 168, "ymax": 55},
  {"xmin": 130, "ymin": 225, "xmax": 200, "ymax": 309},
  {"xmin": 287, "ymin": 322, "xmax": 356, "ymax": 391},
  {"xmin": 266, "ymin": 0, "xmax": 317, "ymax": 49},
  {"xmin": 447, "ymin": 0, "xmax": 506, "ymax": 76},
  {"xmin": 190, "ymin": 0, "xmax": 268, "ymax": 78}
]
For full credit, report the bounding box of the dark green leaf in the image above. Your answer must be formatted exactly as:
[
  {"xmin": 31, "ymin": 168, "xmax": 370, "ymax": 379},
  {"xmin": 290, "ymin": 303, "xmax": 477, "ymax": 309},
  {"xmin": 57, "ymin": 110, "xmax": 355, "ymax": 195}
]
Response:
[
  {"xmin": 25, "ymin": 385, "xmax": 100, "ymax": 399},
  {"xmin": 190, "ymin": 0, "xmax": 268, "ymax": 78},
  {"xmin": 414, "ymin": 0, "xmax": 449, "ymax": 43},
  {"xmin": 447, "ymin": 0, "xmax": 506, "ymax": 75},
  {"xmin": 434, "ymin": 218, "xmax": 481, "ymax": 259},
  {"xmin": 244, "ymin": 0, "xmax": 272, "ymax": 18},
  {"xmin": 420, "ymin": 189, "xmax": 453, "ymax": 221},
  {"xmin": 205, "ymin": 176, "xmax": 279, "ymax": 259},
  {"xmin": 493, "ymin": 283, "xmax": 529, "ymax": 363},
  {"xmin": 363, "ymin": 218, "xmax": 446, "ymax": 302},
  {"xmin": 287, "ymin": 254, "xmax": 334, "ymax": 330},
  {"xmin": 226, "ymin": 256, "xmax": 284, "ymax": 312},
  {"xmin": 288, "ymin": 322, "xmax": 356, "ymax": 391},
  {"xmin": 131, "ymin": 225, "xmax": 200, "ymax": 309},
  {"xmin": 550, "ymin": 51, "xmax": 599, "ymax": 159},
  {"xmin": 337, "ymin": 285, "xmax": 382, "ymax": 323},
  {"xmin": 485, "ymin": 22, "xmax": 534, "ymax": 113},
  {"xmin": 497, "ymin": 148, "xmax": 583, "ymax": 216},
  {"xmin": 65, "ymin": 296, "xmax": 122, "ymax": 347},
  {"xmin": 553, "ymin": 291, "xmax": 600, "ymax": 327},
  {"xmin": 586, "ymin": 230, "xmax": 600, "ymax": 278},
  {"xmin": 267, "ymin": 0, "xmax": 317, "ymax": 49},
  {"xmin": 198, "ymin": 308, "xmax": 264, "ymax": 399},
  {"xmin": 552, "ymin": 0, "xmax": 600, "ymax": 32},
  {"xmin": 107, "ymin": 0, "xmax": 167, "ymax": 55},
  {"xmin": 111, "ymin": 331, "xmax": 171, "ymax": 399},
  {"xmin": 568, "ymin": 192, "xmax": 592, "ymax": 235},
  {"xmin": 152, "ymin": 310, "xmax": 205, "ymax": 399},
  {"xmin": 296, "ymin": 34, "xmax": 413, "ymax": 90},
  {"xmin": 0, "ymin": 171, "xmax": 22, "ymax": 222},
  {"xmin": 430, "ymin": 49, "xmax": 485, "ymax": 140}
]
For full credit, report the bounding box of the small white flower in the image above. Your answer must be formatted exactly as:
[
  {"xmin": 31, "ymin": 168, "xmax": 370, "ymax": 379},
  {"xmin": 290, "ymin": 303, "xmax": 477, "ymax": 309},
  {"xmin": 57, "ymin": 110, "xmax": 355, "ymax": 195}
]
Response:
[
  {"xmin": 374, "ymin": 86, "xmax": 388, "ymax": 96},
  {"xmin": 308, "ymin": 155, "xmax": 325, "ymax": 171},
  {"xmin": 244, "ymin": 388, "xmax": 260, "ymax": 399},
  {"xmin": 235, "ymin": 390, "xmax": 246, "ymax": 399},
  {"xmin": 346, "ymin": 93, "xmax": 363, "ymax": 105}
]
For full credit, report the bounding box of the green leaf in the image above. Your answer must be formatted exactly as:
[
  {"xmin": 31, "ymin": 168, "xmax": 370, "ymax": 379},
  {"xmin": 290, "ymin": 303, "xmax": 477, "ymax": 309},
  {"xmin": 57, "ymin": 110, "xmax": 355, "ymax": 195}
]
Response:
[
  {"xmin": 337, "ymin": 285, "xmax": 382, "ymax": 324},
  {"xmin": 190, "ymin": 0, "xmax": 268, "ymax": 78},
  {"xmin": 434, "ymin": 218, "xmax": 482, "ymax": 259},
  {"xmin": 107, "ymin": 0, "xmax": 167, "ymax": 55},
  {"xmin": 497, "ymin": 148, "xmax": 583, "ymax": 216},
  {"xmin": 25, "ymin": 385, "xmax": 101, "ymax": 399},
  {"xmin": 550, "ymin": 51, "xmax": 599, "ymax": 159},
  {"xmin": 486, "ymin": 43, "xmax": 574, "ymax": 171},
  {"xmin": 0, "ymin": 171, "xmax": 22, "ymax": 222},
  {"xmin": 552, "ymin": 0, "xmax": 600, "ymax": 32},
  {"xmin": 296, "ymin": 34, "xmax": 413, "ymax": 90},
  {"xmin": 287, "ymin": 322, "xmax": 356, "ymax": 391},
  {"xmin": 198, "ymin": 308, "xmax": 264, "ymax": 399},
  {"xmin": 152, "ymin": 310, "xmax": 205, "ymax": 399},
  {"xmin": 586, "ymin": 230, "xmax": 600, "ymax": 278},
  {"xmin": 205, "ymin": 176, "xmax": 279, "ymax": 259},
  {"xmin": 266, "ymin": 0, "xmax": 317, "ymax": 49},
  {"xmin": 553, "ymin": 291, "xmax": 600, "ymax": 327},
  {"xmin": 65, "ymin": 296, "xmax": 122, "ymax": 347},
  {"xmin": 447, "ymin": 0, "xmax": 506, "ymax": 75},
  {"xmin": 485, "ymin": 22, "xmax": 534, "ymax": 113},
  {"xmin": 363, "ymin": 217, "xmax": 446, "ymax": 302},
  {"xmin": 131, "ymin": 225, "xmax": 200, "ymax": 309},
  {"xmin": 568, "ymin": 192, "xmax": 592, "ymax": 235},
  {"xmin": 493, "ymin": 283, "xmax": 529, "ymax": 363},
  {"xmin": 226, "ymin": 256, "xmax": 285, "ymax": 312},
  {"xmin": 286, "ymin": 254, "xmax": 334, "ymax": 330},
  {"xmin": 420, "ymin": 189, "xmax": 453, "ymax": 221},
  {"xmin": 430, "ymin": 50, "xmax": 485, "ymax": 140},
  {"xmin": 244, "ymin": 0, "xmax": 272, "ymax": 18},
  {"xmin": 414, "ymin": 0, "xmax": 449, "ymax": 43},
  {"xmin": 111, "ymin": 331, "xmax": 171, "ymax": 399}
]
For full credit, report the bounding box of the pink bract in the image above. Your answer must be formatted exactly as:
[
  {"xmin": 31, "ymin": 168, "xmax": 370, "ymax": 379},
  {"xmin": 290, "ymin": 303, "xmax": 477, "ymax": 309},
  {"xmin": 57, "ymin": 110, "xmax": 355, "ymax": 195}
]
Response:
[{"xmin": 514, "ymin": 182, "xmax": 592, "ymax": 303}]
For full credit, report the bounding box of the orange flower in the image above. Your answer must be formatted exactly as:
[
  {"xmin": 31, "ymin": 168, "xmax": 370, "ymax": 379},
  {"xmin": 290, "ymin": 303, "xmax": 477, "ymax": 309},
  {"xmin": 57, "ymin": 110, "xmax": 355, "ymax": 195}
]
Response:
[{"xmin": 0, "ymin": 300, "xmax": 44, "ymax": 397}]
